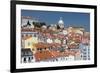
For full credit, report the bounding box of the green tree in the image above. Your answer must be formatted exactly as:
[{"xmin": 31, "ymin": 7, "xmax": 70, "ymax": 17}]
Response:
[
  {"xmin": 27, "ymin": 21, "xmax": 31, "ymax": 26},
  {"xmin": 57, "ymin": 24, "xmax": 60, "ymax": 29}
]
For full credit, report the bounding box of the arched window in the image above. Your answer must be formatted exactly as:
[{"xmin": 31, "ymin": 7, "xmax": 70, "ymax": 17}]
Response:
[{"xmin": 24, "ymin": 57, "xmax": 26, "ymax": 62}]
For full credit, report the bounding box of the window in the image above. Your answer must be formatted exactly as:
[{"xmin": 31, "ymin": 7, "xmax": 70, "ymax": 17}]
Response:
[
  {"xmin": 43, "ymin": 48, "xmax": 46, "ymax": 50},
  {"xmin": 28, "ymin": 57, "xmax": 31, "ymax": 61},
  {"xmin": 56, "ymin": 59, "xmax": 58, "ymax": 61},
  {"xmin": 34, "ymin": 33, "xmax": 36, "ymax": 37},
  {"xmin": 88, "ymin": 58, "xmax": 90, "ymax": 60},
  {"xmin": 32, "ymin": 49, "xmax": 34, "ymax": 51},
  {"xmin": 83, "ymin": 56, "xmax": 86, "ymax": 58},
  {"xmin": 28, "ymin": 42, "xmax": 30, "ymax": 46},
  {"xmin": 40, "ymin": 48, "xmax": 42, "ymax": 51},
  {"xmin": 24, "ymin": 57, "xmax": 26, "ymax": 62},
  {"xmin": 88, "ymin": 51, "xmax": 90, "ymax": 54},
  {"xmin": 22, "ymin": 34, "xmax": 24, "ymax": 37},
  {"xmin": 83, "ymin": 52, "xmax": 87, "ymax": 54},
  {"xmin": 83, "ymin": 58, "xmax": 87, "ymax": 60},
  {"xmin": 37, "ymin": 48, "xmax": 39, "ymax": 51},
  {"xmin": 31, "ymin": 57, "xmax": 33, "ymax": 59}
]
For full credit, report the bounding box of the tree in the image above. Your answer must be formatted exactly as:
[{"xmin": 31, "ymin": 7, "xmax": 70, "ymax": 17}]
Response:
[
  {"xmin": 40, "ymin": 22, "xmax": 46, "ymax": 26},
  {"xmin": 47, "ymin": 25, "xmax": 50, "ymax": 29},
  {"xmin": 27, "ymin": 20, "xmax": 31, "ymax": 26},
  {"xmin": 32, "ymin": 21, "xmax": 46, "ymax": 28},
  {"xmin": 57, "ymin": 24, "xmax": 60, "ymax": 29}
]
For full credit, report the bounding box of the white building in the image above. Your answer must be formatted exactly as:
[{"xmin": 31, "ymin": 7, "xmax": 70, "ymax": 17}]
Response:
[
  {"xmin": 21, "ymin": 49, "xmax": 35, "ymax": 63},
  {"xmin": 79, "ymin": 43, "xmax": 90, "ymax": 60},
  {"xmin": 49, "ymin": 24, "xmax": 57, "ymax": 31},
  {"xmin": 42, "ymin": 55, "xmax": 75, "ymax": 62},
  {"xmin": 42, "ymin": 25, "xmax": 47, "ymax": 29},
  {"xmin": 62, "ymin": 30, "xmax": 68, "ymax": 35},
  {"xmin": 47, "ymin": 38, "xmax": 53, "ymax": 43}
]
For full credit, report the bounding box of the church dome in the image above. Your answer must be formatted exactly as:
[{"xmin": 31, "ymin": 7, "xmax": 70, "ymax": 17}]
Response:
[{"xmin": 58, "ymin": 17, "xmax": 64, "ymax": 25}]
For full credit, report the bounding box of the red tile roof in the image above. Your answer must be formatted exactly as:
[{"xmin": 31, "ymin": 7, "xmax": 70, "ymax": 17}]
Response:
[
  {"xmin": 34, "ymin": 50, "xmax": 55, "ymax": 61},
  {"xmin": 34, "ymin": 43, "xmax": 61, "ymax": 49},
  {"xmin": 34, "ymin": 49, "xmax": 79, "ymax": 61}
]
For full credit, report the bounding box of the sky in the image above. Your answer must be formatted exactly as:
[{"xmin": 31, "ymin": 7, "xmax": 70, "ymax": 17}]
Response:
[{"xmin": 21, "ymin": 10, "xmax": 90, "ymax": 32}]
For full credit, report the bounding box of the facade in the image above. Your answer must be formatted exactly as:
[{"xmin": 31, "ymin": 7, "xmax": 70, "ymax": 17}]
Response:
[
  {"xmin": 74, "ymin": 50, "xmax": 81, "ymax": 60},
  {"xmin": 21, "ymin": 32, "xmax": 38, "ymax": 48},
  {"xmin": 82, "ymin": 45, "xmax": 90, "ymax": 60},
  {"xmin": 49, "ymin": 24, "xmax": 57, "ymax": 31},
  {"xmin": 79, "ymin": 43, "xmax": 90, "ymax": 60},
  {"xmin": 82, "ymin": 32, "xmax": 90, "ymax": 45},
  {"xmin": 21, "ymin": 48, "xmax": 35, "ymax": 63}
]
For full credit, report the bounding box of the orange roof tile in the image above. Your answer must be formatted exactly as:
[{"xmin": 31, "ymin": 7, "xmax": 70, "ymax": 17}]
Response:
[
  {"xmin": 34, "ymin": 43, "xmax": 51, "ymax": 49},
  {"xmin": 35, "ymin": 50, "xmax": 54, "ymax": 61},
  {"xmin": 35, "ymin": 50, "xmax": 77, "ymax": 61},
  {"xmin": 34, "ymin": 43, "xmax": 61, "ymax": 49}
]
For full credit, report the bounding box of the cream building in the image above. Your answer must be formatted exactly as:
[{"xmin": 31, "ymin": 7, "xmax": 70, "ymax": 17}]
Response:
[
  {"xmin": 67, "ymin": 26, "xmax": 84, "ymax": 35},
  {"xmin": 22, "ymin": 36, "xmax": 38, "ymax": 54},
  {"xmin": 54, "ymin": 38, "xmax": 61, "ymax": 44},
  {"xmin": 24, "ymin": 37, "xmax": 38, "ymax": 48},
  {"xmin": 47, "ymin": 38, "xmax": 53, "ymax": 43}
]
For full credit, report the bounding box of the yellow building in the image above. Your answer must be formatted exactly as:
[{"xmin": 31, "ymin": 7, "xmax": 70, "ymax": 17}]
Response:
[
  {"xmin": 21, "ymin": 36, "xmax": 38, "ymax": 54},
  {"xmin": 67, "ymin": 27, "xmax": 84, "ymax": 35},
  {"xmin": 24, "ymin": 37, "xmax": 38, "ymax": 48}
]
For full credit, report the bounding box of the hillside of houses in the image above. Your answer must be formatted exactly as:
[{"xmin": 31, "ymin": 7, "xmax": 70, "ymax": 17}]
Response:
[{"xmin": 21, "ymin": 16, "xmax": 90, "ymax": 63}]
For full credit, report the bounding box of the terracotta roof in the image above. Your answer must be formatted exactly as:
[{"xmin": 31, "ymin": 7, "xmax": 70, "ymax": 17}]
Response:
[
  {"xmin": 49, "ymin": 43, "xmax": 61, "ymax": 47},
  {"xmin": 35, "ymin": 50, "xmax": 54, "ymax": 61},
  {"xmin": 34, "ymin": 43, "xmax": 51, "ymax": 49},
  {"xmin": 34, "ymin": 49, "xmax": 79, "ymax": 61},
  {"xmin": 34, "ymin": 43, "xmax": 61, "ymax": 49}
]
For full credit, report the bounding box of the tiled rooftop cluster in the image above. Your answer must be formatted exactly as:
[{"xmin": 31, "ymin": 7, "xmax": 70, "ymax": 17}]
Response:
[{"xmin": 21, "ymin": 16, "xmax": 90, "ymax": 63}]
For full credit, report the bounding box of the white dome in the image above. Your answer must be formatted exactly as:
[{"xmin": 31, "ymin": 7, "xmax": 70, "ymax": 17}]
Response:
[{"xmin": 58, "ymin": 17, "xmax": 64, "ymax": 25}]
